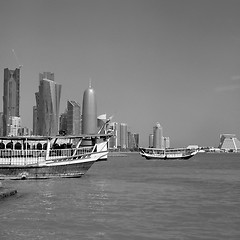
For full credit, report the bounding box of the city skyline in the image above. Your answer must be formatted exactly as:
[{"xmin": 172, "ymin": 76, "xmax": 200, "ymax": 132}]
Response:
[{"xmin": 1, "ymin": 0, "xmax": 240, "ymax": 147}]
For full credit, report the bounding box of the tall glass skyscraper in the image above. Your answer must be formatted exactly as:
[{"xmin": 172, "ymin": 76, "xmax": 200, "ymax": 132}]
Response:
[
  {"xmin": 35, "ymin": 72, "xmax": 61, "ymax": 136},
  {"xmin": 2, "ymin": 68, "xmax": 20, "ymax": 136},
  {"xmin": 67, "ymin": 100, "xmax": 81, "ymax": 135}
]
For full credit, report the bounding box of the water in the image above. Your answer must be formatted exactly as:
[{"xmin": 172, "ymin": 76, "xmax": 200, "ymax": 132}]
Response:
[{"xmin": 0, "ymin": 153, "xmax": 240, "ymax": 240}]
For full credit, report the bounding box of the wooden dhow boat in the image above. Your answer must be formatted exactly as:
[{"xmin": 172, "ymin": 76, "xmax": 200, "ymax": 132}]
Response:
[
  {"xmin": 139, "ymin": 147, "xmax": 197, "ymax": 160},
  {"xmin": 0, "ymin": 133, "xmax": 112, "ymax": 180}
]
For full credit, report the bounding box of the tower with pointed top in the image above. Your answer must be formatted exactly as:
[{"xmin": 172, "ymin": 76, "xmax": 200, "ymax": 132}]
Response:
[{"xmin": 82, "ymin": 83, "xmax": 97, "ymax": 134}]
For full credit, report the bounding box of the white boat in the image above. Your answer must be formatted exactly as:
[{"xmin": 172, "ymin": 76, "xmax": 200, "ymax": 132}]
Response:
[
  {"xmin": 139, "ymin": 147, "xmax": 197, "ymax": 160},
  {"xmin": 0, "ymin": 133, "xmax": 112, "ymax": 180}
]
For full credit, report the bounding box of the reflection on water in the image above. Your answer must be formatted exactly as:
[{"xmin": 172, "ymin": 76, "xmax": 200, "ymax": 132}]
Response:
[{"xmin": 0, "ymin": 153, "xmax": 240, "ymax": 240}]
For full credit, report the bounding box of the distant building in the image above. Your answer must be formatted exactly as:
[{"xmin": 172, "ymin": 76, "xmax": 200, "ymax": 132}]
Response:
[
  {"xmin": 59, "ymin": 111, "xmax": 68, "ymax": 135},
  {"xmin": 163, "ymin": 137, "xmax": 170, "ymax": 149},
  {"xmin": 35, "ymin": 72, "xmax": 61, "ymax": 136},
  {"xmin": 7, "ymin": 116, "xmax": 21, "ymax": 136},
  {"xmin": 0, "ymin": 112, "xmax": 3, "ymax": 136},
  {"xmin": 128, "ymin": 131, "xmax": 134, "ymax": 149},
  {"xmin": 153, "ymin": 122, "xmax": 164, "ymax": 148},
  {"xmin": 133, "ymin": 133, "xmax": 139, "ymax": 149},
  {"xmin": 82, "ymin": 84, "xmax": 97, "ymax": 134},
  {"xmin": 67, "ymin": 100, "xmax": 81, "ymax": 135},
  {"xmin": 3, "ymin": 68, "xmax": 20, "ymax": 136},
  {"xmin": 32, "ymin": 106, "xmax": 38, "ymax": 135},
  {"xmin": 128, "ymin": 132, "xmax": 139, "ymax": 150},
  {"xmin": 19, "ymin": 127, "xmax": 31, "ymax": 136},
  {"xmin": 149, "ymin": 134, "xmax": 153, "ymax": 148},
  {"xmin": 109, "ymin": 122, "xmax": 118, "ymax": 149},
  {"xmin": 120, "ymin": 123, "xmax": 128, "ymax": 149},
  {"xmin": 218, "ymin": 134, "xmax": 240, "ymax": 152}
]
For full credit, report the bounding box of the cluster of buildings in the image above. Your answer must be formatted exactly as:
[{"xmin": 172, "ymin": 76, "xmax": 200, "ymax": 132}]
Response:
[
  {"xmin": 0, "ymin": 68, "xmax": 139, "ymax": 151},
  {"xmin": 146, "ymin": 122, "xmax": 240, "ymax": 152},
  {"xmin": 1, "ymin": 67, "xmax": 239, "ymax": 152},
  {"xmin": 148, "ymin": 122, "xmax": 170, "ymax": 149}
]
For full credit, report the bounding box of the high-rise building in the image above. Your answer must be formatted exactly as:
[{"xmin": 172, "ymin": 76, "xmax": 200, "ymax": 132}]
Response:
[
  {"xmin": 120, "ymin": 123, "xmax": 128, "ymax": 149},
  {"xmin": 149, "ymin": 134, "xmax": 154, "ymax": 147},
  {"xmin": 7, "ymin": 116, "xmax": 21, "ymax": 136},
  {"xmin": 109, "ymin": 122, "xmax": 118, "ymax": 149},
  {"xmin": 82, "ymin": 83, "xmax": 97, "ymax": 134},
  {"xmin": 32, "ymin": 106, "xmax": 38, "ymax": 135},
  {"xmin": 2, "ymin": 68, "xmax": 20, "ymax": 136},
  {"xmin": 59, "ymin": 110, "xmax": 68, "ymax": 135},
  {"xmin": 0, "ymin": 112, "xmax": 4, "ymax": 136},
  {"xmin": 35, "ymin": 72, "xmax": 61, "ymax": 136},
  {"xmin": 128, "ymin": 131, "xmax": 139, "ymax": 150},
  {"xmin": 153, "ymin": 122, "xmax": 164, "ymax": 149},
  {"xmin": 67, "ymin": 100, "xmax": 81, "ymax": 135},
  {"xmin": 163, "ymin": 137, "xmax": 170, "ymax": 149},
  {"xmin": 133, "ymin": 133, "xmax": 139, "ymax": 149}
]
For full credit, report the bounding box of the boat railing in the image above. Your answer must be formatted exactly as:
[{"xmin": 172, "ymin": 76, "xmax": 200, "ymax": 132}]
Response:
[
  {"xmin": 0, "ymin": 145, "xmax": 96, "ymax": 165},
  {"xmin": 0, "ymin": 149, "xmax": 46, "ymax": 165},
  {"xmin": 48, "ymin": 146, "xmax": 94, "ymax": 160}
]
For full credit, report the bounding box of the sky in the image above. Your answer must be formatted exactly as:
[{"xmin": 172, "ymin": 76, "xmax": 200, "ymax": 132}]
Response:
[{"xmin": 0, "ymin": 0, "xmax": 240, "ymax": 147}]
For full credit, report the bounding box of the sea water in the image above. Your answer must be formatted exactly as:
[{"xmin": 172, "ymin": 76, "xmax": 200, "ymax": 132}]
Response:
[{"xmin": 0, "ymin": 153, "xmax": 240, "ymax": 240}]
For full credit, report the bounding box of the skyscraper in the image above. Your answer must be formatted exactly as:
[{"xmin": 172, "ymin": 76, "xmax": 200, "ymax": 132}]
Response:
[
  {"xmin": 153, "ymin": 122, "xmax": 164, "ymax": 149},
  {"xmin": 35, "ymin": 72, "xmax": 61, "ymax": 136},
  {"xmin": 149, "ymin": 134, "xmax": 154, "ymax": 148},
  {"xmin": 82, "ymin": 83, "xmax": 97, "ymax": 134},
  {"xmin": 120, "ymin": 123, "xmax": 128, "ymax": 149},
  {"xmin": 32, "ymin": 106, "xmax": 38, "ymax": 135},
  {"xmin": 2, "ymin": 68, "xmax": 20, "ymax": 136},
  {"xmin": 67, "ymin": 100, "xmax": 81, "ymax": 135},
  {"xmin": 59, "ymin": 110, "xmax": 68, "ymax": 135},
  {"xmin": 109, "ymin": 122, "xmax": 118, "ymax": 149},
  {"xmin": 133, "ymin": 133, "xmax": 139, "ymax": 149},
  {"xmin": 0, "ymin": 112, "xmax": 4, "ymax": 136}
]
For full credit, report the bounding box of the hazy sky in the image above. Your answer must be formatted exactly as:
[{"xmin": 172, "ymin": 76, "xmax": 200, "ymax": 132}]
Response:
[{"xmin": 1, "ymin": 0, "xmax": 240, "ymax": 147}]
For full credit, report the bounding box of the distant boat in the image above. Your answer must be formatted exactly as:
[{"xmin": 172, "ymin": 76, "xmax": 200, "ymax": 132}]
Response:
[
  {"xmin": 0, "ymin": 133, "xmax": 112, "ymax": 180},
  {"xmin": 139, "ymin": 147, "xmax": 197, "ymax": 160}
]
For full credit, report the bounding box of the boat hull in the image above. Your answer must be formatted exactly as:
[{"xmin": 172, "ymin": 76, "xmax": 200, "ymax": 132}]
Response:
[
  {"xmin": 0, "ymin": 161, "xmax": 94, "ymax": 180},
  {"xmin": 139, "ymin": 147, "xmax": 197, "ymax": 160},
  {"xmin": 144, "ymin": 154, "xmax": 195, "ymax": 160}
]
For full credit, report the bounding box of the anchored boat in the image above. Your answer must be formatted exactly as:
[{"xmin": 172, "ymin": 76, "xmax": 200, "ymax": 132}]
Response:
[
  {"xmin": 0, "ymin": 133, "xmax": 112, "ymax": 180},
  {"xmin": 139, "ymin": 147, "xmax": 197, "ymax": 160}
]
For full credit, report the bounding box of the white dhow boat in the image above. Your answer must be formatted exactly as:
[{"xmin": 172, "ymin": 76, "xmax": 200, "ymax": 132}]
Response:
[
  {"xmin": 0, "ymin": 133, "xmax": 112, "ymax": 180},
  {"xmin": 139, "ymin": 147, "xmax": 197, "ymax": 160}
]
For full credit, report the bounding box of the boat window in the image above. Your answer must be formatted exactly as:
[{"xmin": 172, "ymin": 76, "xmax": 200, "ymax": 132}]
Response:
[
  {"xmin": 0, "ymin": 142, "xmax": 5, "ymax": 149},
  {"xmin": 15, "ymin": 142, "xmax": 22, "ymax": 150},
  {"xmin": 6, "ymin": 142, "xmax": 13, "ymax": 149},
  {"xmin": 43, "ymin": 143, "xmax": 47, "ymax": 150},
  {"xmin": 37, "ymin": 143, "xmax": 42, "ymax": 150},
  {"xmin": 52, "ymin": 143, "xmax": 60, "ymax": 149}
]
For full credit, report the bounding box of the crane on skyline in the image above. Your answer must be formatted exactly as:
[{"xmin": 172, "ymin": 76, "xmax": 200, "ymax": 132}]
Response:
[{"xmin": 12, "ymin": 49, "xmax": 23, "ymax": 69}]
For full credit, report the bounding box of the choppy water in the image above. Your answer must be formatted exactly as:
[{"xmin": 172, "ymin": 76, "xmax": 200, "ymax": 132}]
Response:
[{"xmin": 0, "ymin": 153, "xmax": 240, "ymax": 240}]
